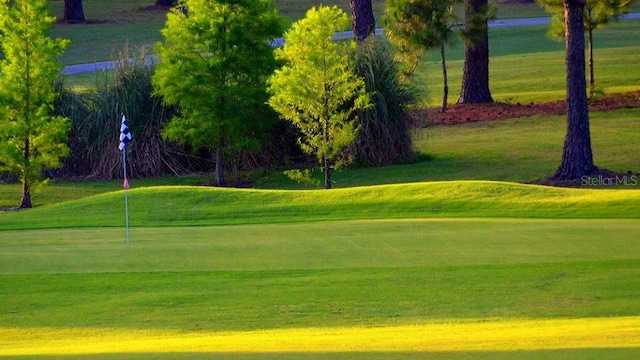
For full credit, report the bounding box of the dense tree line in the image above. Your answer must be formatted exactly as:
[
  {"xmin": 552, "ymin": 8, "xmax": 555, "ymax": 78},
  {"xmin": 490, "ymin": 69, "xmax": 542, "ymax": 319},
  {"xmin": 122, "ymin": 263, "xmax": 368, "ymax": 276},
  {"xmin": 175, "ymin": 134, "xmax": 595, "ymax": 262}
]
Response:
[{"xmin": 0, "ymin": 0, "xmax": 618, "ymax": 207}]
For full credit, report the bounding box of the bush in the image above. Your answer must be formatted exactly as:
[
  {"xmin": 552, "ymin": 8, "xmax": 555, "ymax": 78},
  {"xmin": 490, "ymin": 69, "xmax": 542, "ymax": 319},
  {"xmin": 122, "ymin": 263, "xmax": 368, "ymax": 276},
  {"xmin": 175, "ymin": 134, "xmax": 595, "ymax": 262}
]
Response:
[
  {"xmin": 347, "ymin": 37, "xmax": 417, "ymax": 166},
  {"xmin": 56, "ymin": 47, "xmax": 200, "ymax": 179}
]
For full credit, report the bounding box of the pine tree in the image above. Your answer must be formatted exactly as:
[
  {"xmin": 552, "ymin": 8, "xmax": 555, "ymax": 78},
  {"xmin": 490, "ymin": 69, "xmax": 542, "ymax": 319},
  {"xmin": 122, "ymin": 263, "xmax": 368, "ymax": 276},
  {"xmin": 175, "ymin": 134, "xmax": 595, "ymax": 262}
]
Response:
[
  {"xmin": 0, "ymin": 0, "xmax": 70, "ymax": 208},
  {"xmin": 267, "ymin": 6, "xmax": 370, "ymax": 189}
]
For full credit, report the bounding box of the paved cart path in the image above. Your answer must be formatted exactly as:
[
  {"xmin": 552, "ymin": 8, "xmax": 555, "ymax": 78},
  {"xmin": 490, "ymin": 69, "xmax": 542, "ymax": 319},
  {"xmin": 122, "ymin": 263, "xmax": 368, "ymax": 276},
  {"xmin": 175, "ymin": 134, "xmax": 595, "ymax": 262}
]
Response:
[{"xmin": 62, "ymin": 13, "xmax": 640, "ymax": 75}]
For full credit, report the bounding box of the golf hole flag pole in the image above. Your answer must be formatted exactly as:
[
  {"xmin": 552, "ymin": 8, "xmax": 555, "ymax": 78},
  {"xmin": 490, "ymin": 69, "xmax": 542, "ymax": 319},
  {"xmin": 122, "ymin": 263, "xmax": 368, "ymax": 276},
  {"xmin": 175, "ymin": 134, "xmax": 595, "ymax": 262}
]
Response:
[{"xmin": 119, "ymin": 114, "xmax": 133, "ymax": 246}]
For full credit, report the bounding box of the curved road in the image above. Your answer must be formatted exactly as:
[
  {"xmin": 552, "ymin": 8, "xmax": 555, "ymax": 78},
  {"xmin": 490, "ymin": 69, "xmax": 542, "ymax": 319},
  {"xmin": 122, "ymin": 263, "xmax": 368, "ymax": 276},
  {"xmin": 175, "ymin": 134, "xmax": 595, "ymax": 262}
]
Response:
[{"xmin": 62, "ymin": 13, "xmax": 640, "ymax": 75}]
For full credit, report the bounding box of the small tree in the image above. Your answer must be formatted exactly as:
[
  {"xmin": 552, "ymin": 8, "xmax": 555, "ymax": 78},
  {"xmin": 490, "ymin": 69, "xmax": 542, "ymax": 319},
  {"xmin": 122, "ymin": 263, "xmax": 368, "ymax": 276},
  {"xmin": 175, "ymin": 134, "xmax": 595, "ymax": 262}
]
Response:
[
  {"xmin": 0, "ymin": 0, "xmax": 70, "ymax": 209},
  {"xmin": 537, "ymin": 0, "xmax": 631, "ymax": 97},
  {"xmin": 153, "ymin": 0, "xmax": 285, "ymax": 186},
  {"xmin": 267, "ymin": 6, "xmax": 370, "ymax": 189},
  {"xmin": 385, "ymin": 0, "xmax": 458, "ymax": 112}
]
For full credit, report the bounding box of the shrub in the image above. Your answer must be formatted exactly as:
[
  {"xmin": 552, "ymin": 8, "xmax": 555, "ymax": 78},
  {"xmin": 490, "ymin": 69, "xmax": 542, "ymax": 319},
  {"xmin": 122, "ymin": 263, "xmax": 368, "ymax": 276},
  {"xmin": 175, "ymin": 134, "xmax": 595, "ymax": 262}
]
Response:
[
  {"xmin": 347, "ymin": 37, "xmax": 417, "ymax": 166},
  {"xmin": 56, "ymin": 47, "xmax": 199, "ymax": 179}
]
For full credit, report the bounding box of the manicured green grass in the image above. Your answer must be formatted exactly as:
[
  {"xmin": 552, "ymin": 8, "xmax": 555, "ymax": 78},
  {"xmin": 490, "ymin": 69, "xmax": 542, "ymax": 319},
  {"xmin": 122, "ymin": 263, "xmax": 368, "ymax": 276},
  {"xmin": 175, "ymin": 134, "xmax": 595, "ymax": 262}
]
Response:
[
  {"xmin": 2, "ymin": 219, "xmax": 640, "ymax": 273},
  {"xmin": 1, "ymin": 180, "xmax": 640, "ymax": 230},
  {"xmin": 418, "ymin": 23, "xmax": 640, "ymax": 105},
  {"xmin": 47, "ymin": 0, "xmax": 561, "ymax": 65},
  {"xmin": 1, "ymin": 218, "xmax": 639, "ymax": 358}
]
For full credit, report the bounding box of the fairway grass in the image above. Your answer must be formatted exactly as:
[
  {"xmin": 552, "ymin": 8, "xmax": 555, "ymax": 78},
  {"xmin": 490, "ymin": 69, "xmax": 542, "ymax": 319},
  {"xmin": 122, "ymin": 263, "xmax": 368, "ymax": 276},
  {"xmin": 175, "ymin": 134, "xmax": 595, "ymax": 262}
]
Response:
[
  {"xmin": 2, "ymin": 216, "xmax": 639, "ymax": 358},
  {"xmin": 2, "ymin": 219, "xmax": 640, "ymax": 273},
  {"xmin": 2, "ymin": 181, "xmax": 639, "ymax": 359}
]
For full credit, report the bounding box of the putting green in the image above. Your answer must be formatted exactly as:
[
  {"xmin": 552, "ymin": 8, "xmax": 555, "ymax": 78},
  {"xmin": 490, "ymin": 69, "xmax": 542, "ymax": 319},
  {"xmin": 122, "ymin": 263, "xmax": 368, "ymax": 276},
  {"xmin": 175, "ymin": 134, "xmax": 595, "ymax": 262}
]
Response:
[{"xmin": 2, "ymin": 219, "xmax": 640, "ymax": 273}]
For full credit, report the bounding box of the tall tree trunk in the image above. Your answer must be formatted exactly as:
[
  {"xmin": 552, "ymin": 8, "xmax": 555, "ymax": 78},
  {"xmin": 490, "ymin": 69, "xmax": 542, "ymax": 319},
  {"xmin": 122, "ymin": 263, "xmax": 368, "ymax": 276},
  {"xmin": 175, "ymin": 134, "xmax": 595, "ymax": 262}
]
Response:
[
  {"xmin": 554, "ymin": 0, "xmax": 595, "ymax": 180},
  {"xmin": 349, "ymin": 0, "xmax": 375, "ymax": 44},
  {"xmin": 587, "ymin": 25, "xmax": 595, "ymax": 95},
  {"xmin": 323, "ymin": 153, "xmax": 331, "ymax": 189},
  {"xmin": 64, "ymin": 0, "xmax": 85, "ymax": 22},
  {"xmin": 458, "ymin": 0, "xmax": 493, "ymax": 104},
  {"xmin": 20, "ymin": 181, "xmax": 31, "ymax": 209},
  {"xmin": 323, "ymin": 116, "xmax": 332, "ymax": 189},
  {"xmin": 19, "ymin": 138, "xmax": 32, "ymax": 209},
  {"xmin": 214, "ymin": 141, "xmax": 225, "ymax": 187},
  {"xmin": 440, "ymin": 43, "xmax": 449, "ymax": 113}
]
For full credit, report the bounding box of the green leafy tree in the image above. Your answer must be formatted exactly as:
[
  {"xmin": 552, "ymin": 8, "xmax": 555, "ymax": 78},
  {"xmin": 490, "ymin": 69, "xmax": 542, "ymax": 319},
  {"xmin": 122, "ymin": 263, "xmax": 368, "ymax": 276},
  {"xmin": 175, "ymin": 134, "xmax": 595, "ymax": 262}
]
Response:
[
  {"xmin": 153, "ymin": 0, "xmax": 285, "ymax": 186},
  {"xmin": 538, "ymin": 0, "xmax": 631, "ymax": 96},
  {"xmin": 267, "ymin": 6, "xmax": 370, "ymax": 189},
  {"xmin": 0, "ymin": 0, "xmax": 70, "ymax": 209},
  {"xmin": 385, "ymin": 0, "xmax": 457, "ymax": 112}
]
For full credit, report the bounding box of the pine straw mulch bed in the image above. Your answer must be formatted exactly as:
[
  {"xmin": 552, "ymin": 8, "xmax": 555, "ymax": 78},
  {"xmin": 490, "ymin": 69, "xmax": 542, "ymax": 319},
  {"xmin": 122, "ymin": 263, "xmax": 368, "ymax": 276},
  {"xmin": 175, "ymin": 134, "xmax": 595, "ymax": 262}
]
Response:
[{"xmin": 411, "ymin": 90, "xmax": 640, "ymax": 126}]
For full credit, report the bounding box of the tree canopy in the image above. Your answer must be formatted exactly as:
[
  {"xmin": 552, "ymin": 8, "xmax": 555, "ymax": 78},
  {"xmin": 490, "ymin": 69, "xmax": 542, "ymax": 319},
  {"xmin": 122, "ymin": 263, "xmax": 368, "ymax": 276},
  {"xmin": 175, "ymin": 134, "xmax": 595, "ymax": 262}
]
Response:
[
  {"xmin": 0, "ymin": 0, "xmax": 70, "ymax": 208},
  {"xmin": 385, "ymin": 0, "xmax": 458, "ymax": 111},
  {"xmin": 153, "ymin": 0, "xmax": 285, "ymax": 186}
]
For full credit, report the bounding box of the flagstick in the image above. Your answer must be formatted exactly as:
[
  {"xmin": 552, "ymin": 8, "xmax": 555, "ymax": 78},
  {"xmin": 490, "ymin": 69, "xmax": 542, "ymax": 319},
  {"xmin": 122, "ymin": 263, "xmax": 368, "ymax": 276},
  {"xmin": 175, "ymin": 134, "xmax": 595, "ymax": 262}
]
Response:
[{"xmin": 122, "ymin": 150, "xmax": 130, "ymax": 246}]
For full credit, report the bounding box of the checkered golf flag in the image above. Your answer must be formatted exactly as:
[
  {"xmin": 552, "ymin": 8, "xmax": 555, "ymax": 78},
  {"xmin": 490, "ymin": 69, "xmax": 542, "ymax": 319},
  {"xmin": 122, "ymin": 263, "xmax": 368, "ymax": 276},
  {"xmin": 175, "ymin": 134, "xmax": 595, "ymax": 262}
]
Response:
[{"xmin": 118, "ymin": 115, "xmax": 132, "ymax": 151}]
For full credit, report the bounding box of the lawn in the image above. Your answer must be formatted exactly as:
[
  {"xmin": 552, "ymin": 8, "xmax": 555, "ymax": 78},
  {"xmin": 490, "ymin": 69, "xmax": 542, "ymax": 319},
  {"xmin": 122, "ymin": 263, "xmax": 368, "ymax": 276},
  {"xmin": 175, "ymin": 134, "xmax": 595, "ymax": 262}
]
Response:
[{"xmin": 1, "ymin": 194, "xmax": 640, "ymax": 358}]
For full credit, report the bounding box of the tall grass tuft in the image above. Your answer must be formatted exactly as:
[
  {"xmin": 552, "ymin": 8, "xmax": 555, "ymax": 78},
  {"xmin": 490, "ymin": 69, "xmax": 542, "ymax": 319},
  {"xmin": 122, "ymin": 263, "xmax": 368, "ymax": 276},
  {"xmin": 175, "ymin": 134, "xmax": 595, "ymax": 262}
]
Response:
[
  {"xmin": 347, "ymin": 37, "xmax": 417, "ymax": 166},
  {"xmin": 56, "ymin": 46, "xmax": 200, "ymax": 179},
  {"xmin": 53, "ymin": 81, "xmax": 93, "ymax": 177}
]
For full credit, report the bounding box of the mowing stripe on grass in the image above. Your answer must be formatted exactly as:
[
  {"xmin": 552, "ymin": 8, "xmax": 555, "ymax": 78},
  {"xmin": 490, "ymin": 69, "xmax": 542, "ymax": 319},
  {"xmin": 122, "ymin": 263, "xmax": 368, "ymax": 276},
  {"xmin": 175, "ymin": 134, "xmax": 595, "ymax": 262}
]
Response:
[
  {"xmin": 1, "ymin": 219, "xmax": 639, "ymax": 274},
  {"xmin": 2, "ymin": 317, "xmax": 639, "ymax": 356}
]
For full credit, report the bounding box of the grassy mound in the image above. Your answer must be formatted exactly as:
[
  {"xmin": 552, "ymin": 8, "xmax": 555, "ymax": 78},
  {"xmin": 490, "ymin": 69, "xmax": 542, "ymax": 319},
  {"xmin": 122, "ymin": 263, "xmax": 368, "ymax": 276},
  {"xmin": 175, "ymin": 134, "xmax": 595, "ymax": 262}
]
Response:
[{"xmin": 1, "ymin": 181, "xmax": 639, "ymax": 230}]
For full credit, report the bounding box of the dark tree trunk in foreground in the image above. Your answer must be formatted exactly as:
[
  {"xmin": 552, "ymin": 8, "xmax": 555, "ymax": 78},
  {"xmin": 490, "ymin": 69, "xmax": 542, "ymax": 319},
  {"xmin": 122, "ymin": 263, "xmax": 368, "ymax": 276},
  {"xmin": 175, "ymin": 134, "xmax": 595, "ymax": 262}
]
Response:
[
  {"xmin": 20, "ymin": 181, "xmax": 31, "ymax": 209},
  {"xmin": 440, "ymin": 43, "xmax": 449, "ymax": 112},
  {"xmin": 555, "ymin": 0, "xmax": 596, "ymax": 180},
  {"xmin": 19, "ymin": 138, "xmax": 32, "ymax": 209},
  {"xmin": 587, "ymin": 19, "xmax": 595, "ymax": 94},
  {"xmin": 64, "ymin": 0, "xmax": 85, "ymax": 22},
  {"xmin": 349, "ymin": 0, "xmax": 375, "ymax": 44},
  {"xmin": 458, "ymin": 0, "xmax": 493, "ymax": 104},
  {"xmin": 214, "ymin": 141, "xmax": 225, "ymax": 187},
  {"xmin": 156, "ymin": 0, "xmax": 175, "ymax": 6}
]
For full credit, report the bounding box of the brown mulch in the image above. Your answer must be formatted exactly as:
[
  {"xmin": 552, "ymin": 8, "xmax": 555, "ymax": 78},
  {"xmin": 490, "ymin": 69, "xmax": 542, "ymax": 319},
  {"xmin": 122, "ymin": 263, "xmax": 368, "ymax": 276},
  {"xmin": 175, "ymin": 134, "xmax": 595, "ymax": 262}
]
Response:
[{"xmin": 410, "ymin": 90, "xmax": 640, "ymax": 126}]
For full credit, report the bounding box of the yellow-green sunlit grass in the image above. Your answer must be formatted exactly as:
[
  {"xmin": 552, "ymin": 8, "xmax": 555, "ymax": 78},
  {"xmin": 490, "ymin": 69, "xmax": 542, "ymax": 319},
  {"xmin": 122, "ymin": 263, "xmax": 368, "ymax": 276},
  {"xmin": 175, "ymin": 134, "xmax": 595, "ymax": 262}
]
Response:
[
  {"xmin": 2, "ymin": 181, "xmax": 640, "ymax": 230},
  {"xmin": 2, "ymin": 317, "xmax": 639, "ymax": 357}
]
